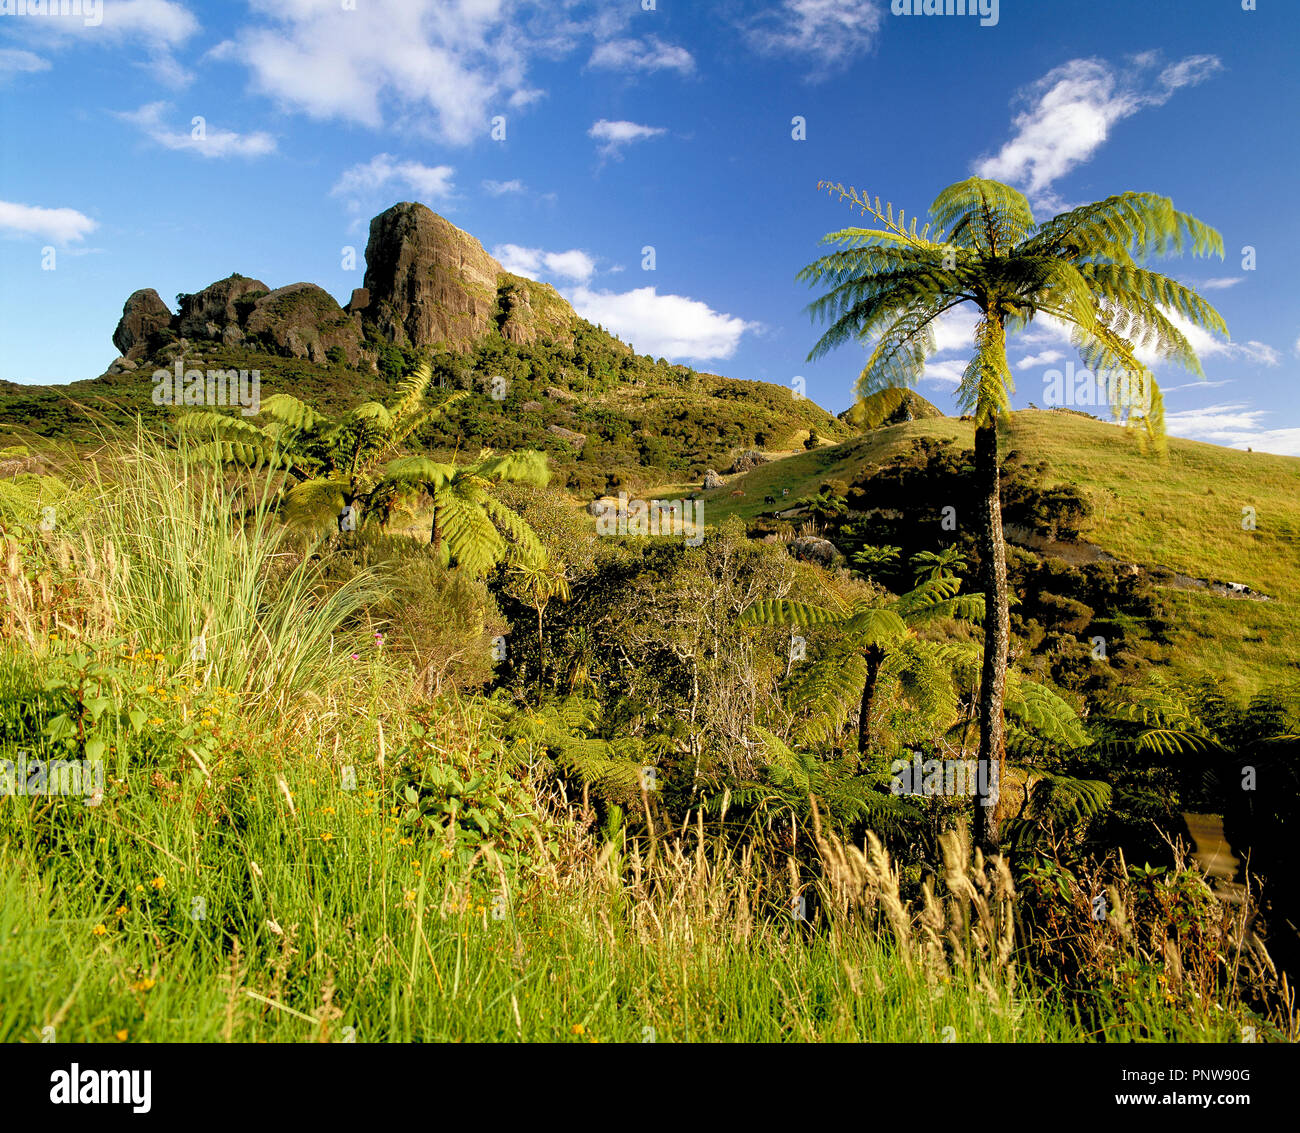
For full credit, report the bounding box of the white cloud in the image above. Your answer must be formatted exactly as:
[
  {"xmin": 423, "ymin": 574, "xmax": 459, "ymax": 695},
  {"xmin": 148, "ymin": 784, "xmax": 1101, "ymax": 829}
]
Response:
[
  {"xmin": 8, "ymin": 0, "xmax": 198, "ymax": 87},
  {"xmin": 1161, "ymin": 379, "xmax": 1232, "ymax": 392},
  {"xmin": 0, "ymin": 48, "xmax": 50, "ymax": 81},
  {"xmin": 493, "ymin": 244, "xmax": 595, "ymax": 283},
  {"xmin": 568, "ymin": 285, "xmax": 757, "ymax": 361},
  {"xmin": 976, "ymin": 54, "xmax": 1222, "ymax": 208},
  {"xmin": 482, "ymin": 178, "xmax": 526, "ymax": 196},
  {"xmin": 1198, "ymin": 277, "xmax": 1244, "ymax": 290},
  {"xmin": 331, "ymin": 154, "xmax": 455, "ymax": 206},
  {"xmin": 210, "ymin": 0, "xmax": 549, "ymax": 145},
  {"xmin": 10, "ymin": 0, "xmax": 198, "ymax": 44},
  {"xmin": 921, "ymin": 359, "xmax": 968, "ymax": 385},
  {"xmin": 118, "ymin": 102, "xmax": 275, "ymax": 158},
  {"xmin": 1162, "ymin": 403, "xmax": 1300, "ymax": 456},
  {"xmin": 589, "ymin": 118, "xmax": 666, "ymax": 157},
  {"xmin": 589, "ymin": 36, "xmax": 694, "ymax": 74},
  {"xmin": 746, "ymin": 0, "xmax": 884, "ymax": 70},
  {"xmin": 1157, "ymin": 311, "xmax": 1277, "ymax": 368},
  {"xmin": 927, "ymin": 307, "xmax": 980, "ymax": 354},
  {"xmin": 1016, "ymin": 350, "xmax": 1065, "ymax": 369},
  {"xmin": 1004, "ymin": 310, "xmax": 1273, "ymax": 373},
  {"xmin": 0, "ymin": 200, "xmax": 97, "ymax": 244}
]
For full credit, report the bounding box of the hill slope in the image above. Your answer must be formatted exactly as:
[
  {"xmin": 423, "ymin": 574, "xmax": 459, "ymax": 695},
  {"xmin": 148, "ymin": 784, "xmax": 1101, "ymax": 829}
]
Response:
[{"xmin": 683, "ymin": 409, "xmax": 1300, "ymax": 694}]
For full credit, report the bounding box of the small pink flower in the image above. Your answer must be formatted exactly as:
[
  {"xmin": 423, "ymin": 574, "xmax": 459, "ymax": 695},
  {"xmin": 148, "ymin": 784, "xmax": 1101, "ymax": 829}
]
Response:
[{"xmin": 350, "ymin": 653, "xmax": 359, "ymax": 661}]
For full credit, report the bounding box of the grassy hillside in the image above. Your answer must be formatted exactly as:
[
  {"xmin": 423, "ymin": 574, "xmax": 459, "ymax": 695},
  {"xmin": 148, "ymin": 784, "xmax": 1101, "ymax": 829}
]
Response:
[
  {"xmin": 0, "ymin": 327, "xmax": 849, "ymax": 495},
  {"xmin": 662, "ymin": 409, "xmax": 1300, "ymax": 695}
]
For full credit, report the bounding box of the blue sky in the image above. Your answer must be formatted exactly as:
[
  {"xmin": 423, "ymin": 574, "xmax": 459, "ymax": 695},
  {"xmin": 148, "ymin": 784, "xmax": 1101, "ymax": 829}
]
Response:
[{"xmin": 2, "ymin": 0, "xmax": 1297, "ymax": 454}]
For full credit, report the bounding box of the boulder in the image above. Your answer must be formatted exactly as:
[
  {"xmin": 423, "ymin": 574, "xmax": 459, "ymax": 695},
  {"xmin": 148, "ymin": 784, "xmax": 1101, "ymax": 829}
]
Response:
[
  {"xmin": 105, "ymin": 356, "xmax": 138, "ymax": 375},
  {"xmin": 788, "ymin": 536, "xmax": 839, "ymax": 569},
  {"xmin": 727, "ymin": 449, "xmax": 769, "ymax": 474},
  {"xmin": 547, "ymin": 424, "xmax": 587, "ymax": 450},
  {"xmin": 243, "ymin": 283, "xmax": 366, "ymax": 365},
  {"xmin": 702, "ymin": 469, "xmax": 724, "ymax": 490},
  {"xmin": 177, "ymin": 275, "xmax": 269, "ymax": 340},
  {"xmin": 112, "ymin": 288, "xmax": 172, "ymax": 359}
]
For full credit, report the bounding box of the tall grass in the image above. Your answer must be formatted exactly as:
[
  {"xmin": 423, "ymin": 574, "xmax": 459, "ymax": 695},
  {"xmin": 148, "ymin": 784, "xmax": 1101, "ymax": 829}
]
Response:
[
  {"xmin": 82, "ymin": 428, "xmax": 384, "ymax": 714},
  {"xmin": 0, "ymin": 427, "xmax": 1283, "ymax": 1043}
]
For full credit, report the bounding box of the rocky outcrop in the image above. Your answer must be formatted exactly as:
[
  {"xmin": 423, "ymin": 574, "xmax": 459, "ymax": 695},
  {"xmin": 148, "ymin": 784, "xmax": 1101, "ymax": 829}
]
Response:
[
  {"xmin": 788, "ymin": 536, "xmax": 839, "ymax": 569},
  {"xmin": 243, "ymin": 283, "xmax": 365, "ymax": 365},
  {"xmin": 547, "ymin": 424, "xmax": 587, "ymax": 450},
  {"xmin": 497, "ymin": 274, "xmax": 575, "ymax": 349},
  {"xmin": 727, "ymin": 449, "xmax": 768, "ymax": 474},
  {"xmin": 108, "ymin": 202, "xmax": 581, "ymax": 370},
  {"xmin": 360, "ymin": 202, "xmax": 577, "ymax": 351},
  {"xmin": 702, "ymin": 469, "xmax": 724, "ymax": 490},
  {"xmin": 178, "ymin": 275, "xmax": 269, "ymax": 340},
  {"xmin": 112, "ymin": 289, "xmax": 172, "ymax": 359},
  {"xmin": 361, "ymin": 202, "xmax": 500, "ymax": 351}
]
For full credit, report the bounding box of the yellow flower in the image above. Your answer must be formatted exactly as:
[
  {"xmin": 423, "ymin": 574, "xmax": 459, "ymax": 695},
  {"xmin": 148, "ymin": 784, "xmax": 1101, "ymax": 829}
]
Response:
[
  {"xmin": 135, "ymin": 884, "xmax": 145, "ymax": 893},
  {"xmin": 321, "ymin": 807, "xmax": 335, "ymax": 816},
  {"xmin": 115, "ymin": 1029, "xmax": 128, "ymax": 1042},
  {"xmin": 91, "ymin": 924, "xmax": 108, "ymax": 936},
  {"xmin": 398, "ymin": 837, "xmax": 412, "ymax": 846},
  {"xmin": 150, "ymin": 877, "xmax": 165, "ymax": 890},
  {"xmin": 440, "ymin": 848, "xmax": 452, "ymax": 859},
  {"xmin": 403, "ymin": 890, "xmax": 417, "ymax": 904},
  {"xmin": 148, "ymin": 718, "xmax": 163, "ymax": 726},
  {"xmin": 411, "ymin": 860, "xmax": 420, "ymax": 869},
  {"xmin": 115, "ymin": 906, "xmax": 128, "ymax": 917},
  {"xmin": 132, "ymin": 978, "xmax": 155, "ymax": 992},
  {"xmin": 570, "ymin": 1023, "xmax": 585, "ymax": 1036},
  {"xmin": 321, "ymin": 832, "xmax": 335, "ymax": 843}
]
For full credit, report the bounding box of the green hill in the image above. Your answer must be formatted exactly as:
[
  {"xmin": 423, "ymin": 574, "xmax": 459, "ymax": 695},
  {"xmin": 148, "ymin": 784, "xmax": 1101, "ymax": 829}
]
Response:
[{"xmin": 669, "ymin": 408, "xmax": 1300, "ymax": 695}]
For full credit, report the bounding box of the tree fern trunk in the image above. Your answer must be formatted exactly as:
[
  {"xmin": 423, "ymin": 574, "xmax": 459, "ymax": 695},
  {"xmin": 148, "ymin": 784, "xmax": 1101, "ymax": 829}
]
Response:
[
  {"xmin": 858, "ymin": 644, "xmax": 884, "ymax": 762},
  {"xmin": 974, "ymin": 419, "xmax": 1009, "ymax": 851},
  {"xmin": 537, "ymin": 603, "xmax": 545, "ymax": 702},
  {"xmin": 428, "ymin": 484, "xmax": 440, "ymax": 550}
]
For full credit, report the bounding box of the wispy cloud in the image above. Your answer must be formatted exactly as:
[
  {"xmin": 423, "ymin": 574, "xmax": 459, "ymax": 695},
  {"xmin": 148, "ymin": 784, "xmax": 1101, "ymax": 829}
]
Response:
[
  {"xmin": 1016, "ymin": 350, "xmax": 1065, "ymax": 369},
  {"xmin": 0, "ymin": 200, "xmax": 97, "ymax": 245},
  {"xmin": 589, "ymin": 118, "xmax": 666, "ymax": 158},
  {"xmin": 482, "ymin": 179, "xmax": 526, "ymax": 196},
  {"xmin": 921, "ymin": 359, "xmax": 968, "ymax": 385},
  {"xmin": 976, "ymin": 54, "xmax": 1223, "ymax": 210},
  {"xmin": 331, "ymin": 154, "xmax": 456, "ymax": 208},
  {"xmin": 589, "ymin": 36, "xmax": 694, "ymax": 74},
  {"xmin": 1163, "ymin": 403, "xmax": 1300, "ymax": 456},
  {"xmin": 492, "ymin": 244, "xmax": 596, "ymax": 284},
  {"xmin": 0, "ymin": 48, "xmax": 50, "ymax": 82},
  {"xmin": 1197, "ymin": 277, "xmax": 1244, "ymax": 290},
  {"xmin": 745, "ymin": 0, "xmax": 884, "ymax": 72},
  {"xmin": 10, "ymin": 0, "xmax": 199, "ymax": 88},
  {"xmin": 118, "ymin": 102, "xmax": 276, "ymax": 158}
]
